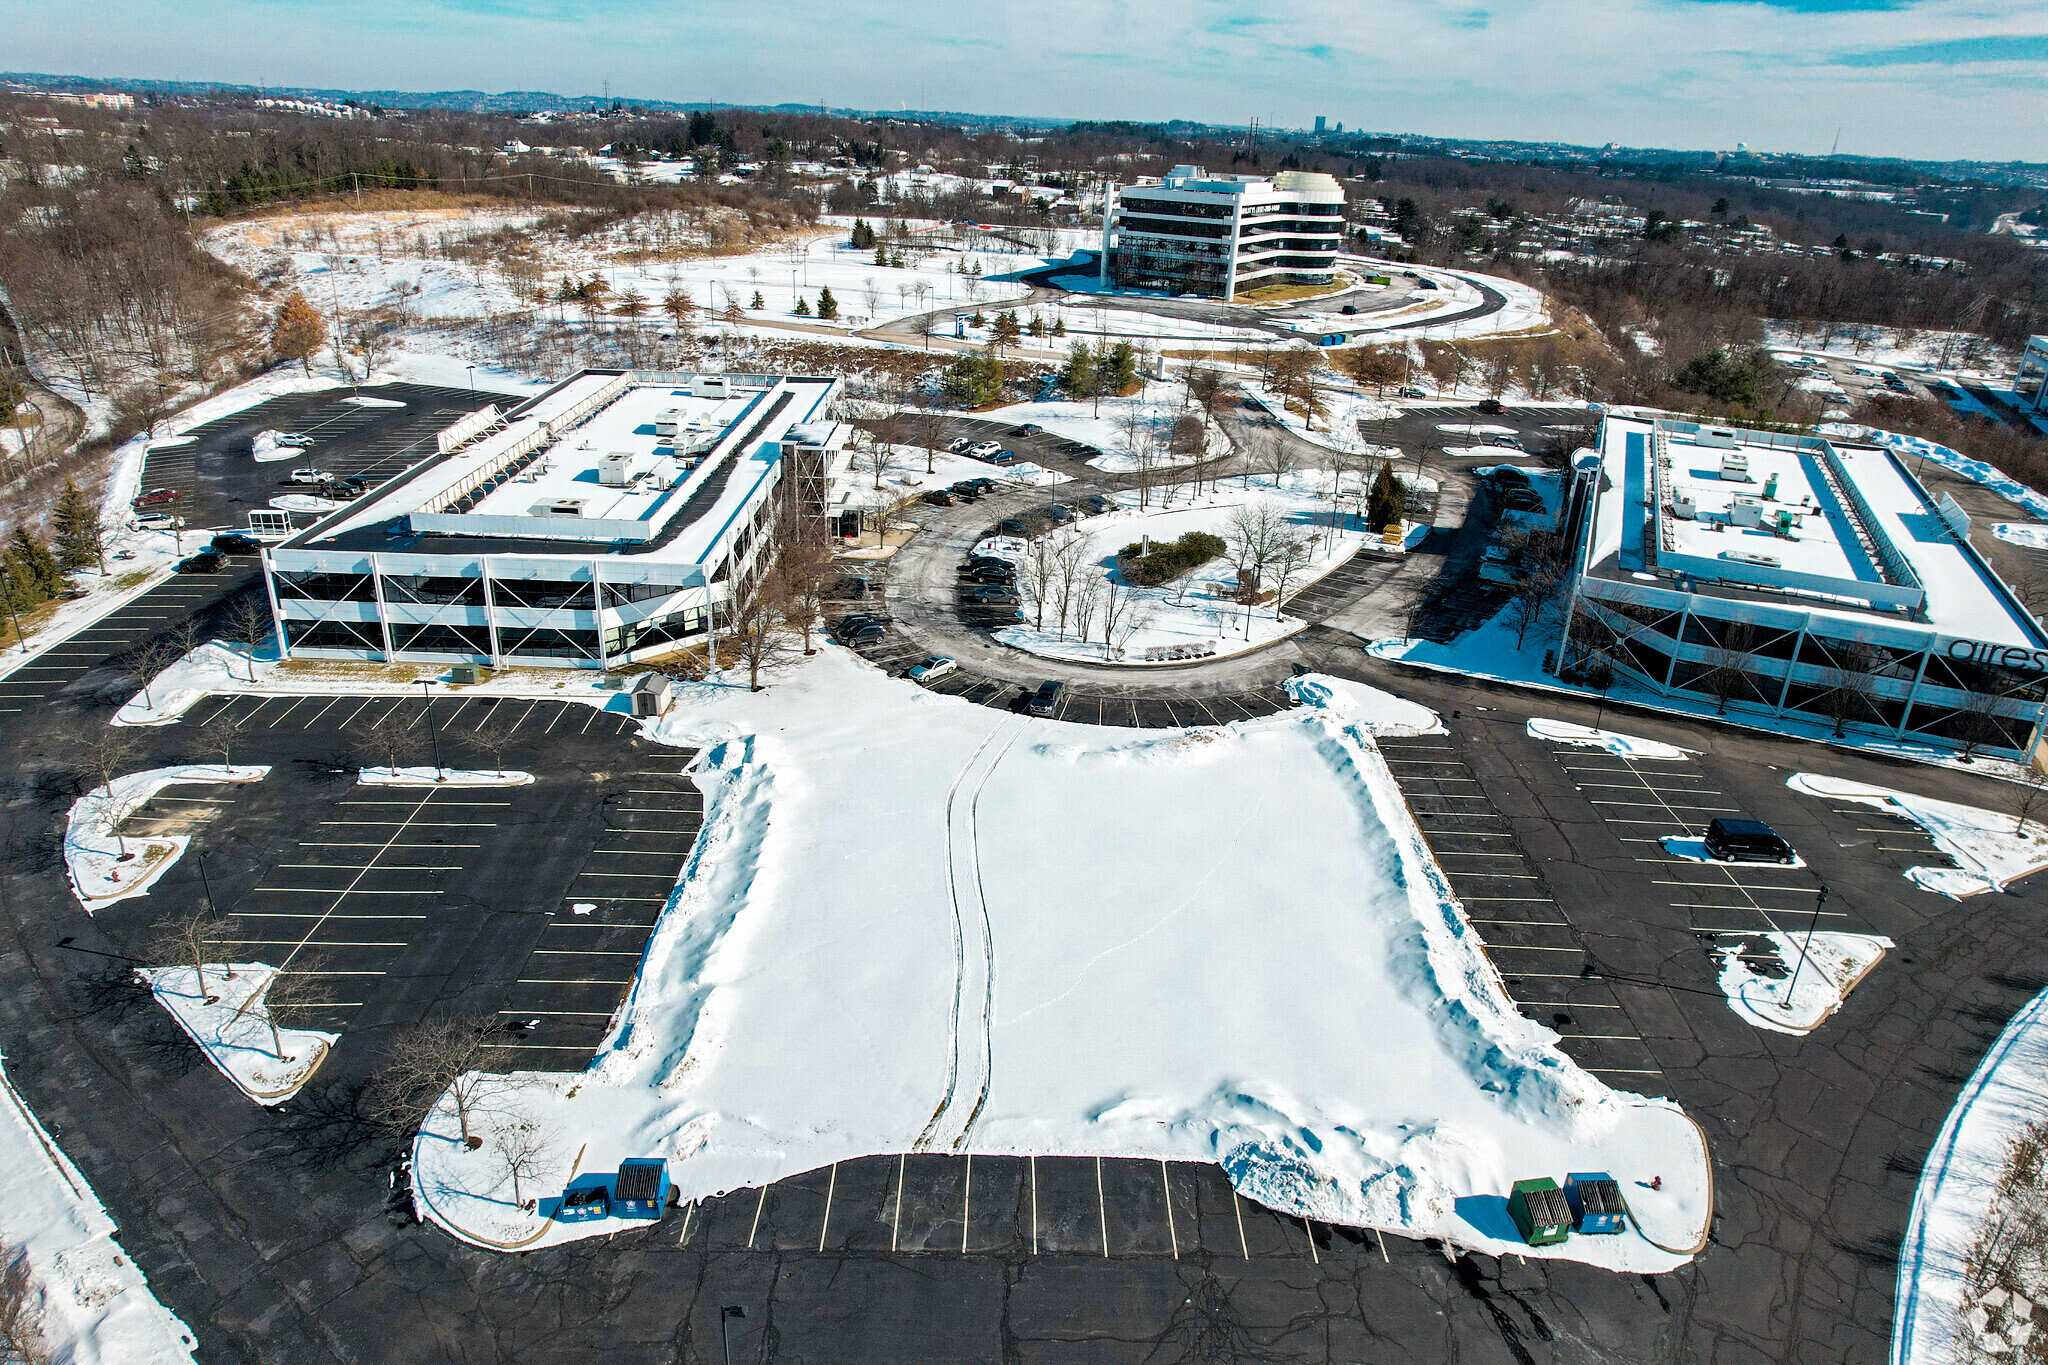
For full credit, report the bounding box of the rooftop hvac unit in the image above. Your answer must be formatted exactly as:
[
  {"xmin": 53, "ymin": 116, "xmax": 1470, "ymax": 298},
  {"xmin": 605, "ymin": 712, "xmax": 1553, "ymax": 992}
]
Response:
[
  {"xmin": 654, "ymin": 408, "xmax": 684, "ymax": 437},
  {"xmin": 599, "ymin": 451, "xmax": 646, "ymax": 488},
  {"xmin": 1697, "ymin": 427, "xmax": 1740, "ymax": 449},
  {"xmin": 1719, "ymin": 451, "xmax": 1751, "ymax": 481},
  {"xmin": 1720, "ymin": 548, "xmax": 1781, "ymax": 568},
  {"xmin": 533, "ymin": 498, "xmax": 586, "ymax": 518},
  {"xmin": 1672, "ymin": 491, "xmax": 1699, "ymax": 520},
  {"xmin": 1730, "ymin": 496, "xmax": 1765, "ymax": 529}
]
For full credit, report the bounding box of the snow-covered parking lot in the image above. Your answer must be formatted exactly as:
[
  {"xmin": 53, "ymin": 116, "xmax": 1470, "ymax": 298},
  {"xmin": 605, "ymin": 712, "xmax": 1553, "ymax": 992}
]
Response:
[{"xmin": 411, "ymin": 650, "xmax": 1710, "ymax": 1269}]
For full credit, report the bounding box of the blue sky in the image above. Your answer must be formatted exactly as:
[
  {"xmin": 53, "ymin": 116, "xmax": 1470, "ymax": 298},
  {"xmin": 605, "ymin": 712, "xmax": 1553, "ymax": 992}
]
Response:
[{"xmin": 3, "ymin": 0, "xmax": 2041, "ymax": 161}]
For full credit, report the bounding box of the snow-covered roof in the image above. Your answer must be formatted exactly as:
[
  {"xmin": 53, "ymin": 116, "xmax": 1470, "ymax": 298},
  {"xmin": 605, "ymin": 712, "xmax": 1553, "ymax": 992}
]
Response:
[{"xmin": 1584, "ymin": 416, "xmax": 2045, "ymax": 648}]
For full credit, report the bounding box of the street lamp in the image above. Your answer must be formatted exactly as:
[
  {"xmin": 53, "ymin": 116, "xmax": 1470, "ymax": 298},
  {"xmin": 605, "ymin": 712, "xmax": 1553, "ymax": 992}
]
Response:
[
  {"xmin": 0, "ymin": 580, "xmax": 24, "ymax": 654},
  {"xmin": 720, "ymin": 1305, "xmax": 746, "ymax": 1365},
  {"xmin": 467, "ymin": 364, "xmax": 476, "ymax": 393},
  {"xmin": 1781, "ymin": 884, "xmax": 1829, "ymax": 1004},
  {"xmin": 417, "ymin": 679, "xmax": 444, "ymax": 781}
]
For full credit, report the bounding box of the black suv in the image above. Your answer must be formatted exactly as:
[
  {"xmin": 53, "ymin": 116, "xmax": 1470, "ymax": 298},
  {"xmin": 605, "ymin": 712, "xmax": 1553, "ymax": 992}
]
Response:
[
  {"xmin": 210, "ymin": 533, "xmax": 261, "ymax": 555},
  {"xmin": 921, "ymin": 490, "xmax": 955, "ymax": 506},
  {"xmin": 1026, "ymin": 680, "xmax": 1066, "ymax": 717},
  {"xmin": 1704, "ymin": 818, "xmax": 1797, "ymax": 865}
]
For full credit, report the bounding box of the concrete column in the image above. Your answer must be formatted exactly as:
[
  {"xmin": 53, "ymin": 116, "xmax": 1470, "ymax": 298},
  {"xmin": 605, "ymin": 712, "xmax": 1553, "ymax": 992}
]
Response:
[
  {"xmin": 368, "ymin": 554, "xmax": 395, "ymax": 660},
  {"xmin": 1224, "ymin": 198, "xmax": 1244, "ymax": 302},
  {"xmin": 1099, "ymin": 184, "xmax": 1114, "ymax": 285},
  {"xmin": 480, "ymin": 565, "xmax": 504, "ymax": 669}
]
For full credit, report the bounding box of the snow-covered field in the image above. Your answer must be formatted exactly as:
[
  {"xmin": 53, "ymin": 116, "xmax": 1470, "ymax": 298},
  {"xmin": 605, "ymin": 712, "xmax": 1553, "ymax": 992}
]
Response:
[
  {"xmin": 1895, "ymin": 987, "xmax": 2048, "ymax": 1365},
  {"xmin": 1711, "ymin": 932, "xmax": 1892, "ymax": 1036},
  {"xmin": 0, "ymin": 1054, "xmax": 198, "ymax": 1364},
  {"xmin": 991, "ymin": 479, "xmax": 1369, "ymax": 666},
  {"xmin": 1787, "ymin": 773, "xmax": 2048, "ymax": 899},
  {"xmin": 407, "ymin": 648, "xmax": 1710, "ymax": 1267},
  {"xmin": 140, "ymin": 964, "xmax": 336, "ymax": 1105},
  {"xmin": 64, "ymin": 765, "xmax": 268, "ymax": 909}
]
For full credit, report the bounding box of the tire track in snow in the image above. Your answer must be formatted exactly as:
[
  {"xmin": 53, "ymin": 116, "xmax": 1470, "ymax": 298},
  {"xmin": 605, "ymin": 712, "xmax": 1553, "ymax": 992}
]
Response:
[
  {"xmin": 951, "ymin": 724, "xmax": 1025, "ymax": 1152},
  {"xmin": 914, "ymin": 719, "xmax": 1013, "ymax": 1153}
]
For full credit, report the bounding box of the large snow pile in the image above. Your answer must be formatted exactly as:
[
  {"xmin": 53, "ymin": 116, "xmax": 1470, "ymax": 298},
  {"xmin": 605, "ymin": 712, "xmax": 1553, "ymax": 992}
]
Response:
[
  {"xmin": 1820, "ymin": 424, "xmax": 2048, "ymax": 523},
  {"xmin": 1528, "ymin": 719, "xmax": 1690, "ymax": 760},
  {"xmin": 408, "ymin": 648, "xmax": 1710, "ymax": 1267},
  {"xmin": 250, "ymin": 430, "xmax": 290, "ymax": 462},
  {"xmin": 1711, "ymin": 932, "xmax": 1892, "ymax": 1036},
  {"xmin": 0, "ymin": 1057, "xmax": 198, "ymax": 1363},
  {"xmin": 1787, "ymin": 773, "xmax": 2048, "ymax": 898},
  {"xmin": 1993, "ymin": 523, "xmax": 2048, "ymax": 551},
  {"xmin": 359, "ymin": 767, "xmax": 534, "ymax": 788},
  {"xmin": 64, "ymin": 765, "xmax": 268, "ymax": 909},
  {"xmin": 139, "ymin": 965, "xmax": 337, "ymax": 1105},
  {"xmin": 993, "ymin": 480, "xmax": 1365, "ymax": 666},
  {"xmin": 1284, "ymin": 674, "xmax": 1444, "ymax": 735},
  {"xmin": 1894, "ymin": 988, "xmax": 2048, "ymax": 1365}
]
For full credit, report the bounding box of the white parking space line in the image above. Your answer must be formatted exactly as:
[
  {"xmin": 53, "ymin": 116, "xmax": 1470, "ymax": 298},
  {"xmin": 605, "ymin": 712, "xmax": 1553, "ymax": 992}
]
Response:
[{"xmin": 302, "ymin": 696, "xmax": 344, "ymax": 727}]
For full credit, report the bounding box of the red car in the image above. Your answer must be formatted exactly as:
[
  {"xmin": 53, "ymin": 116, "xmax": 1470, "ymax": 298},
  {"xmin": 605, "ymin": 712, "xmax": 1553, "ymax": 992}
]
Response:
[{"xmin": 131, "ymin": 488, "xmax": 180, "ymax": 507}]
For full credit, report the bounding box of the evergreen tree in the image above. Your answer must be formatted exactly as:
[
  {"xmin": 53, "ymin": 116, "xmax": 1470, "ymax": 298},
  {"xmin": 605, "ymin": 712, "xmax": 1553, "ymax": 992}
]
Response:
[
  {"xmin": 816, "ymin": 286, "xmax": 839, "ymax": 320},
  {"xmin": 750, "ymin": 290, "xmax": 765, "ymax": 310},
  {"xmin": 874, "ymin": 245, "xmax": 889, "ymax": 267},
  {"xmin": 1103, "ymin": 341, "xmax": 1140, "ymax": 395},
  {"xmin": 1051, "ymin": 317, "xmax": 1067, "ymax": 337},
  {"xmin": 1367, "ymin": 458, "xmax": 1406, "ymax": 532},
  {"xmin": 794, "ymin": 297, "xmax": 811, "ymax": 317},
  {"xmin": 1060, "ymin": 342, "xmax": 1098, "ymax": 399},
  {"xmin": 7, "ymin": 525, "xmax": 60, "ymax": 604},
  {"xmin": 849, "ymin": 218, "xmax": 872, "ymax": 249},
  {"xmin": 51, "ymin": 480, "xmax": 103, "ymax": 573}
]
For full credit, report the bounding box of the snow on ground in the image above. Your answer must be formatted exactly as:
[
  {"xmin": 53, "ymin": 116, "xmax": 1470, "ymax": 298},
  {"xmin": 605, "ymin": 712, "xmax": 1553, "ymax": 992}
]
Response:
[
  {"xmin": 65, "ymin": 765, "xmax": 268, "ymax": 910},
  {"xmin": 992, "ymin": 479, "xmax": 1367, "ymax": 666},
  {"xmin": 1821, "ymin": 423, "xmax": 2048, "ymax": 523},
  {"xmin": 409, "ymin": 647, "xmax": 1710, "ymax": 1266},
  {"xmin": 1439, "ymin": 423, "xmax": 1520, "ymax": 437},
  {"xmin": 1710, "ymin": 932, "xmax": 1892, "ymax": 1036},
  {"xmin": 1764, "ymin": 319, "xmax": 2016, "ymax": 376},
  {"xmin": 140, "ymin": 964, "xmax": 337, "ymax": 1105},
  {"xmin": 840, "ymin": 444, "xmax": 1067, "ymax": 507},
  {"xmin": 1993, "ymin": 523, "xmax": 2048, "ymax": 550},
  {"xmin": 1786, "ymin": 773, "xmax": 2048, "ymax": 898},
  {"xmin": 983, "ymin": 382, "xmax": 1183, "ymax": 457},
  {"xmin": 359, "ymin": 767, "xmax": 534, "ymax": 787},
  {"xmin": 0, "ymin": 1053, "xmax": 198, "ymax": 1363},
  {"xmin": 115, "ymin": 639, "xmax": 630, "ymax": 726},
  {"xmin": 1241, "ymin": 381, "xmax": 1401, "ymax": 459},
  {"xmin": 1284, "ymin": 674, "xmax": 1445, "ymax": 735},
  {"xmin": 1894, "ymin": 987, "xmax": 2048, "ymax": 1365},
  {"xmin": 1528, "ymin": 719, "xmax": 1691, "ymax": 760}
]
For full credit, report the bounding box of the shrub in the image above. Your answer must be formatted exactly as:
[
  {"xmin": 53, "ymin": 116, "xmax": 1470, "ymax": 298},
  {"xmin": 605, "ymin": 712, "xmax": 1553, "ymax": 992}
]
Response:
[{"xmin": 1119, "ymin": 529, "xmax": 1225, "ymax": 586}]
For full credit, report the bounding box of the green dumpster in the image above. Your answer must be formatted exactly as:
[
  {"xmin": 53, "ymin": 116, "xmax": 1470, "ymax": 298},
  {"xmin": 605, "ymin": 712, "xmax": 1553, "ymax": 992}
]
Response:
[{"xmin": 1507, "ymin": 1178, "xmax": 1572, "ymax": 1247}]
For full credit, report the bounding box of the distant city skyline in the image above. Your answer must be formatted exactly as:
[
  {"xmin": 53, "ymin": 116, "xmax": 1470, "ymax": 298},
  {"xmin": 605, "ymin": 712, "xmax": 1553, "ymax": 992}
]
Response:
[{"xmin": 4, "ymin": 0, "xmax": 2042, "ymax": 162}]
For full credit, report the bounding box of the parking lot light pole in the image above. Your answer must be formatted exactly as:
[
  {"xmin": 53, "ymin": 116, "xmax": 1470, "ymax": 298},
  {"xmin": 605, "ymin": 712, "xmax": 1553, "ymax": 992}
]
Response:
[
  {"xmin": 417, "ymin": 679, "xmax": 444, "ymax": 781},
  {"xmin": 720, "ymin": 1305, "xmax": 745, "ymax": 1365},
  {"xmin": 1782, "ymin": 883, "xmax": 1829, "ymax": 1004},
  {"xmin": 1, "ymin": 581, "xmax": 24, "ymax": 653}
]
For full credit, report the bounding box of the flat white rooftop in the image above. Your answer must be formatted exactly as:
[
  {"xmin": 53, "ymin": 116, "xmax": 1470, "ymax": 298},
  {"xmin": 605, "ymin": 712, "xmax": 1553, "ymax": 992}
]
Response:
[{"xmin": 1588, "ymin": 416, "xmax": 2044, "ymax": 648}]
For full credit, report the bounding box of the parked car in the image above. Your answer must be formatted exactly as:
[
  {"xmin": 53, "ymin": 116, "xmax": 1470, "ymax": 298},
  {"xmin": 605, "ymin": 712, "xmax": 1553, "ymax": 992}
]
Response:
[
  {"xmin": 833, "ymin": 612, "xmax": 890, "ymax": 636},
  {"xmin": 276, "ymin": 433, "xmax": 317, "ymax": 448},
  {"xmin": 1476, "ymin": 398, "xmax": 1504, "ymax": 415},
  {"xmin": 958, "ymin": 555, "xmax": 1012, "ymax": 573},
  {"xmin": 1080, "ymin": 495, "xmax": 1114, "ymax": 515},
  {"xmin": 1026, "ymin": 680, "xmax": 1066, "ymax": 717},
  {"xmin": 210, "ymin": 533, "xmax": 261, "ymax": 555},
  {"xmin": 1488, "ymin": 466, "xmax": 1531, "ymax": 489},
  {"xmin": 997, "ymin": 518, "xmax": 1029, "ymax": 537},
  {"xmin": 131, "ymin": 512, "xmax": 175, "ymax": 529},
  {"xmin": 909, "ymin": 655, "xmax": 959, "ymax": 684},
  {"xmin": 828, "ymin": 575, "xmax": 871, "ymax": 599},
  {"xmin": 176, "ymin": 551, "xmax": 224, "ymax": 574},
  {"xmin": 947, "ymin": 437, "xmax": 973, "ymax": 453},
  {"xmin": 1044, "ymin": 505, "xmax": 1073, "ymax": 524},
  {"xmin": 1501, "ymin": 487, "xmax": 1545, "ymax": 514},
  {"xmin": 338, "ymin": 475, "xmax": 371, "ymax": 494},
  {"xmin": 1399, "ymin": 386, "xmax": 1427, "ymax": 398},
  {"xmin": 838, "ymin": 621, "xmax": 887, "ymax": 643},
  {"xmin": 985, "ymin": 450, "xmax": 1019, "ymax": 467},
  {"xmin": 1704, "ymin": 818, "xmax": 1797, "ymax": 865},
  {"xmin": 288, "ymin": 467, "xmax": 333, "ymax": 485},
  {"xmin": 1015, "ymin": 423, "xmax": 1043, "ymax": 434},
  {"xmin": 962, "ymin": 566, "xmax": 1015, "ymax": 585},
  {"xmin": 948, "ymin": 482, "xmax": 982, "ymax": 501},
  {"xmin": 132, "ymin": 488, "xmax": 179, "ymax": 507},
  {"xmin": 1482, "ymin": 434, "xmax": 1526, "ymax": 451},
  {"xmin": 966, "ymin": 441, "xmax": 1001, "ymax": 458},
  {"xmin": 966, "ymin": 477, "xmax": 998, "ymax": 493},
  {"xmin": 963, "ymin": 584, "xmax": 1021, "ymax": 604},
  {"xmin": 921, "ymin": 489, "xmax": 955, "ymax": 506},
  {"xmin": 1340, "ymin": 304, "xmax": 1359, "ymax": 315}
]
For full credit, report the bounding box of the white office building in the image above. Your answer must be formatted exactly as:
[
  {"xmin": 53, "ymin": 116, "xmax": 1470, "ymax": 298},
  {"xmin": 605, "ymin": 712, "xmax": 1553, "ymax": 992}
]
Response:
[
  {"xmin": 2018, "ymin": 335, "xmax": 2048, "ymax": 412},
  {"xmin": 259, "ymin": 369, "xmax": 847, "ymax": 669},
  {"xmin": 1554, "ymin": 416, "xmax": 2048, "ymax": 760},
  {"xmin": 1098, "ymin": 166, "xmax": 1344, "ymax": 301}
]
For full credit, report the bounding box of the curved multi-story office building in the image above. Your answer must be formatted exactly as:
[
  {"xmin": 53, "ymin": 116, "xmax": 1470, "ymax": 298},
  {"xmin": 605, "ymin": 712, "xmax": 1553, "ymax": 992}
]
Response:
[{"xmin": 1098, "ymin": 165, "xmax": 1344, "ymax": 301}]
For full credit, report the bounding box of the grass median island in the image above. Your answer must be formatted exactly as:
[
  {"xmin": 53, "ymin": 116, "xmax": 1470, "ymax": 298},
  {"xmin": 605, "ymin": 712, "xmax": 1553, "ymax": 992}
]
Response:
[{"xmin": 1117, "ymin": 530, "xmax": 1226, "ymax": 586}]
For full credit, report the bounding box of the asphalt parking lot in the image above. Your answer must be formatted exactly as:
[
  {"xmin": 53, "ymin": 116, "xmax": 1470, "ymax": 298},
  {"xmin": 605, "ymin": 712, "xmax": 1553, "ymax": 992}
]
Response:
[
  {"xmin": 136, "ymin": 381, "xmax": 489, "ymax": 533},
  {"xmin": 86, "ymin": 691, "xmax": 687, "ymax": 1073},
  {"xmin": 0, "ymin": 564, "xmax": 252, "ymax": 721}
]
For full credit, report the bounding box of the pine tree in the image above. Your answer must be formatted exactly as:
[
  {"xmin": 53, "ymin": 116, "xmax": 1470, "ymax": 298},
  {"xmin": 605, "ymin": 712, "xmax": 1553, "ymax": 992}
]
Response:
[
  {"xmin": 794, "ymin": 297, "xmax": 811, "ymax": 317},
  {"xmin": 7, "ymin": 525, "xmax": 60, "ymax": 604},
  {"xmin": 270, "ymin": 291, "xmax": 325, "ymax": 377},
  {"xmin": 1060, "ymin": 342, "xmax": 1097, "ymax": 399},
  {"xmin": 874, "ymin": 245, "xmax": 888, "ymax": 267},
  {"xmin": 750, "ymin": 290, "xmax": 764, "ymax": 310},
  {"xmin": 1367, "ymin": 458, "xmax": 1406, "ymax": 532},
  {"xmin": 1051, "ymin": 318, "xmax": 1067, "ymax": 337},
  {"xmin": 816, "ymin": 286, "xmax": 839, "ymax": 320},
  {"xmin": 1103, "ymin": 341, "xmax": 1139, "ymax": 395},
  {"xmin": 51, "ymin": 480, "xmax": 103, "ymax": 573}
]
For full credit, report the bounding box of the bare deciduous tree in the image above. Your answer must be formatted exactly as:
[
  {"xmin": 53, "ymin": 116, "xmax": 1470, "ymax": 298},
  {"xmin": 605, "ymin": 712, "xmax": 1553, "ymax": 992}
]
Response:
[
  {"xmin": 201, "ymin": 707, "xmax": 249, "ymax": 769},
  {"xmin": 235, "ymin": 964, "xmax": 318, "ymax": 1060},
  {"xmin": 359, "ymin": 706, "xmax": 413, "ymax": 775},
  {"xmin": 1268, "ymin": 534, "xmax": 1313, "ymax": 617},
  {"xmin": 727, "ymin": 578, "xmax": 795, "ymax": 692},
  {"xmin": 226, "ymin": 593, "xmax": 274, "ymax": 683},
  {"xmin": 128, "ymin": 634, "xmax": 183, "ymax": 713},
  {"xmin": 466, "ymin": 720, "xmax": 514, "ymax": 777},
  {"xmin": 1018, "ymin": 534, "xmax": 1060, "ymax": 631},
  {"xmin": 764, "ymin": 514, "xmax": 835, "ymax": 654},
  {"xmin": 370, "ymin": 1015, "xmax": 517, "ymax": 1149},
  {"xmin": 145, "ymin": 907, "xmax": 239, "ymax": 1003},
  {"xmin": 73, "ymin": 727, "xmax": 141, "ymax": 856},
  {"xmin": 0, "ymin": 1246, "xmax": 47, "ymax": 1365}
]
